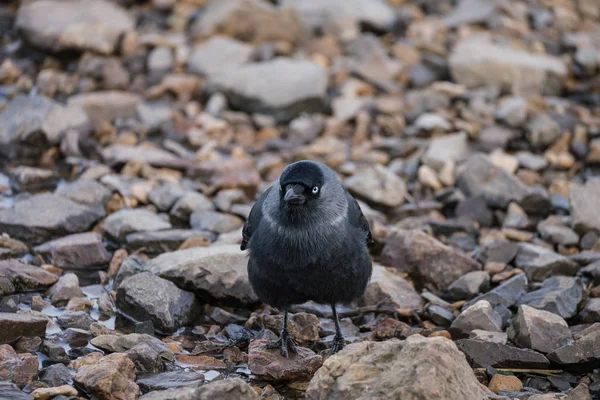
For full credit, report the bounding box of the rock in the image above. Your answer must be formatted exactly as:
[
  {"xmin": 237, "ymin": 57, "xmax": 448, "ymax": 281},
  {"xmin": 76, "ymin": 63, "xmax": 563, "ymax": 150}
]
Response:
[
  {"xmin": 147, "ymin": 183, "xmax": 185, "ymax": 212},
  {"xmin": 469, "ymin": 330, "xmax": 507, "ymax": 344},
  {"xmin": 457, "ymin": 154, "xmax": 540, "ymax": 210},
  {"xmin": 359, "ymin": 265, "xmax": 423, "ymax": 309},
  {"xmin": 103, "ymin": 209, "xmax": 172, "ymax": 241},
  {"xmin": 449, "ymin": 300, "xmax": 502, "ymax": 339},
  {"xmin": 68, "ymin": 91, "xmax": 141, "ymax": 125},
  {"xmin": 73, "ymin": 353, "xmax": 139, "ymax": 400},
  {"xmin": 449, "ymin": 36, "xmax": 567, "ymax": 95},
  {"xmin": 39, "ymin": 363, "xmax": 71, "ymax": 387},
  {"xmin": 0, "ymin": 94, "xmax": 89, "ymax": 162},
  {"xmin": 0, "ymin": 260, "xmax": 58, "ymax": 292},
  {"xmin": 0, "ymin": 193, "xmax": 104, "ymax": 245},
  {"xmin": 248, "ymin": 340, "xmax": 322, "ymax": 381},
  {"xmin": 527, "ymin": 114, "xmax": 561, "ymax": 149},
  {"xmin": 91, "ymin": 334, "xmax": 173, "ymax": 362},
  {"xmin": 345, "ymin": 34, "xmax": 402, "ymax": 90},
  {"xmin": 136, "ymin": 103, "xmax": 173, "ymax": 131},
  {"xmin": 170, "ymin": 192, "xmax": 214, "ymax": 221},
  {"xmin": 149, "ymin": 245, "xmax": 258, "ymax": 305},
  {"xmin": 46, "ymin": 273, "xmax": 84, "ymax": 305},
  {"xmin": 34, "ymin": 232, "xmax": 111, "ymax": 269},
  {"xmin": 0, "ymin": 313, "xmax": 47, "ymax": 344},
  {"xmin": 191, "ymin": 0, "xmax": 304, "ymax": 45},
  {"xmin": 8, "ymin": 166, "xmax": 59, "ymax": 189},
  {"xmin": 136, "ymin": 371, "xmax": 204, "ymax": 392},
  {"xmin": 447, "ymin": 271, "xmax": 490, "ymax": 301},
  {"xmin": 126, "ymin": 343, "xmax": 163, "ymax": 373},
  {"xmin": 0, "ymin": 344, "xmax": 38, "ymax": 388},
  {"xmin": 538, "ymin": 217, "xmax": 580, "ymax": 246},
  {"xmin": 456, "ymin": 339, "xmax": 550, "ymax": 368},
  {"xmin": 188, "ymin": 36, "xmax": 253, "ymax": 77},
  {"xmin": 381, "ymin": 230, "xmax": 479, "ymax": 291},
  {"xmin": 30, "ymin": 385, "xmax": 78, "ymax": 400},
  {"xmin": 423, "ymin": 132, "xmax": 469, "ymax": 170},
  {"xmin": 515, "ymin": 243, "xmax": 579, "ymax": 282},
  {"xmin": 139, "ymin": 378, "xmax": 259, "ymax": 400},
  {"xmin": 56, "ymin": 180, "xmax": 113, "ymax": 208},
  {"xmin": 517, "ymin": 152, "xmax": 548, "ymax": 171},
  {"xmin": 115, "ymin": 256, "xmax": 148, "ymax": 289},
  {"xmin": 345, "ymin": 165, "xmax": 406, "ymax": 208},
  {"xmin": 57, "ymin": 311, "xmax": 95, "ymax": 330},
  {"xmin": 189, "ymin": 158, "xmax": 260, "ymax": 198},
  {"xmin": 508, "ymin": 305, "xmax": 573, "ymax": 354},
  {"xmin": 117, "ymin": 272, "xmax": 198, "ymax": 334},
  {"xmin": 578, "ymin": 298, "xmax": 600, "ymax": 323},
  {"xmin": 488, "ymin": 374, "xmax": 523, "ymax": 394},
  {"xmin": 466, "ymin": 272, "xmax": 528, "ymax": 310},
  {"xmin": 502, "ymin": 202, "xmax": 529, "ymax": 229},
  {"xmin": 496, "ymin": 97, "xmax": 527, "ymax": 127},
  {"xmin": 570, "ymin": 179, "xmax": 600, "ymax": 235},
  {"xmin": 455, "ymin": 196, "xmax": 494, "ymax": 227},
  {"xmin": 190, "ymin": 210, "xmax": 243, "ymax": 234},
  {"xmin": 147, "ymin": 47, "xmax": 173, "ymax": 73},
  {"xmin": 102, "ymin": 145, "xmax": 190, "ymax": 169},
  {"xmin": 208, "ymin": 58, "xmax": 328, "ymax": 122},
  {"xmin": 281, "ymin": 0, "xmax": 396, "ymax": 32},
  {"xmin": 126, "ymin": 230, "xmax": 214, "ymax": 255},
  {"xmin": 547, "ymin": 331, "xmax": 600, "ymax": 370},
  {"xmin": 517, "ymin": 277, "xmax": 584, "ymax": 320},
  {"xmin": 307, "ymin": 336, "xmax": 490, "ymax": 399},
  {"xmin": 263, "ymin": 312, "xmax": 320, "ymax": 345},
  {"xmin": 0, "ymin": 381, "xmax": 34, "ymax": 400},
  {"xmin": 16, "ymin": 0, "xmax": 134, "ymax": 54}
]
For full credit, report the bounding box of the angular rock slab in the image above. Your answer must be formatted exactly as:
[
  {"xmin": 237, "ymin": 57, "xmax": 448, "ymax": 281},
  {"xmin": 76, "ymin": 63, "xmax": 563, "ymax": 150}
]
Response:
[
  {"xmin": 449, "ymin": 300, "xmax": 503, "ymax": 339},
  {"xmin": 359, "ymin": 265, "xmax": 423, "ymax": 309},
  {"xmin": 0, "ymin": 193, "xmax": 104, "ymax": 245},
  {"xmin": 34, "ymin": 232, "xmax": 111, "ymax": 269},
  {"xmin": 208, "ymin": 58, "xmax": 328, "ymax": 122},
  {"xmin": 149, "ymin": 245, "xmax": 258, "ymax": 305},
  {"xmin": 464, "ymin": 273, "xmax": 528, "ymax": 309},
  {"xmin": 515, "ymin": 243, "xmax": 579, "ymax": 282},
  {"xmin": 249, "ymin": 340, "xmax": 322, "ymax": 381},
  {"xmin": 570, "ymin": 178, "xmax": 600, "ymax": 235},
  {"xmin": 0, "ymin": 313, "xmax": 48, "ymax": 344},
  {"xmin": 547, "ymin": 331, "xmax": 600, "ymax": 372},
  {"xmin": 116, "ymin": 272, "xmax": 198, "ymax": 334},
  {"xmin": 345, "ymin": 165, "xmax": 407, "ymax": 208},
  {"xmin": 0, "ymin": 260, "xmax": 58, "ymax": 292},
  {"xmin": 307, "ymin": 336, "xmax": 491, "ymax": 400},
  {"xmin": 16, "ymin": 0, "xmax": 134, "ymax": 54},
  {"xmin": 73, "ymin": 353, "xmax": 140, "ymax": 400},
  {"xmin": 139, "ymin": 378, "xmax": 259, "ymax": 400},
  {"xmin": 103, "ymin": 209, "xmax": 172, "ymax": 241},
  {"xmin": 456, "ymin": 339, "xmax": 550, "ymax": 369},
  {"xmin": 508, "ymin": 305, "xmax": 573, "ymax": 354},
  {"xmin": 517, "ymin": 276, "xmax": 584, "ymax": 320}
]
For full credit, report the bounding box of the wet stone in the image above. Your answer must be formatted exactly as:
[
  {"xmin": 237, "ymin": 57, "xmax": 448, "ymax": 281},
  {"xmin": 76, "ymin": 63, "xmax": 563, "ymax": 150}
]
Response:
[
  {"xmin": 46, "ymin": 273, "xmax": 84, "ymax": 305},
  {"xmin": 39, "ymin": 363, "xmax": 72, "ymax": 387},
  {"xmin": 136, "ymin": 371, "xmax": 204, "ymax": 392},
  {"xmin": 56, "ymin": 311, "xmax": 95, "ymax": 330},
  {"xmin": 0, "ymin": 344, "xmax": 38, "ymax": 388},
  {"xmin": 0, "ymin": 260, "xmax": 58, "ymax": 292}
]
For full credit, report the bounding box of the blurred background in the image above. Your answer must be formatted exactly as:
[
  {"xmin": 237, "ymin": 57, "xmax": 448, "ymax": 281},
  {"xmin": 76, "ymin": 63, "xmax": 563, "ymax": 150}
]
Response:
[{"xmin": 0, "ymin": 0, "xmax": 600, "ymax": 399}]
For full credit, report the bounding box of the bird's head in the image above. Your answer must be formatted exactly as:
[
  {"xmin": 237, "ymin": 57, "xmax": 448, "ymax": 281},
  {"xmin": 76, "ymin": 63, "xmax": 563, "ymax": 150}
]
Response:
[{"xmin": 278, "ymin": 161, "xmax": 325, "ymax": 207}]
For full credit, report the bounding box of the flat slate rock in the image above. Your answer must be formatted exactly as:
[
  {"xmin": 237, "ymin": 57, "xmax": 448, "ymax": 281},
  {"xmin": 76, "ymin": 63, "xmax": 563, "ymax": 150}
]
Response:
[
  {"xmin": 464, "ymin": 273, "xmax": 528, "ymax": 309},
  {"xmin": 0, "ymin": 260, "xmax": 58, "ymax": 292},
  {"xmin": 136, "ymin": 371, "xmax": 204, "ymax": 392},
  {"xmin": 517, "ymin": 276, "xmax": 584, "ymax": 320},
  {"xmin": 103, "ymin": 209, "xmax": 172, "ymax": 241},
  {"xmin": 456, "ymin": 339, "xmax": 550, "ymax": 369},
  {"xmin": 34, "ymin": 232, "xmax": 112, "ymax": 269},
  {"xmin": 0, "ymin": 193, "xmax": 105, "ymax": 245},
  {"xmin": 56, "ymin": 179, "xmax": 113, "ymax": 207},
  {"xmin": 547, "ymin": 331, "xmax": 600, "ymax": 371},
  {"xmin": 126, "ymin": 229, "xmax": 215, "ymax": 255},
  {"xmin": 0, "ymin": 312, "xmax": 48, "ymax": 344}
]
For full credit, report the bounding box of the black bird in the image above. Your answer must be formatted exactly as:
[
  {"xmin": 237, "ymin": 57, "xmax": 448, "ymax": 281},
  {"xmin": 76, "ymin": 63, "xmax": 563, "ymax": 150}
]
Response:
[{"xmin": 241, "ymin": 160, "xmax": 373, "ymax": 356}]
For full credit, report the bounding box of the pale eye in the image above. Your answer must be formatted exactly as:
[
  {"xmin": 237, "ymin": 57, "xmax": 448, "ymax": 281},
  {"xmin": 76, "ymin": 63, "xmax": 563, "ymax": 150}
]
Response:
[{"xmin": 312, "ymin": 186, "xmax": 319, "ymax": 194}]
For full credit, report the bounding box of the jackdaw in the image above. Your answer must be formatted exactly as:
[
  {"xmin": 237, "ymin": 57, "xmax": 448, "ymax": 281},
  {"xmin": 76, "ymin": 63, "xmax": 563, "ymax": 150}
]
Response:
[{"xmin": 241, "ymin": 160, "xmax": 373, "ymax": 356}]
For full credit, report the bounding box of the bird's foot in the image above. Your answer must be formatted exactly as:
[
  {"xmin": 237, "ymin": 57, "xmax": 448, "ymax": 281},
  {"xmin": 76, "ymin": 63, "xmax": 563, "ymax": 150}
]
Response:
[
  {"xmin": 331, "ymin": 334, "xmax": 345, "ymax": 354},
  {"xmin": 266, "ymin": 329, "xmax": 297, "ymax": 358}
]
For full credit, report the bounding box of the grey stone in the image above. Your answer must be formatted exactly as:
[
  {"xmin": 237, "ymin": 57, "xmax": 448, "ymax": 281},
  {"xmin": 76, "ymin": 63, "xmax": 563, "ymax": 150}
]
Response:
[
  {"xmin": 170, "ymin": 192, "xmax": 214, "ymax": 221},
  {"xmin": 345, "ymin": 34, "xmax": 402, "ymax": 91},
  {"xmin": 422, "ymin": 132, "xmax": 468, "ymax": 170},
  {"xmin": 359, "ymin": 265, "xmax": 423, "ymax": 309},
  {"xmin": 0, "ymin": 313, "xmax": 48, "ymax": 344},
  {"xmin": 449, "ymin": 300, "xmax": 503, "ymax": 339},
  {"xmin": 426, "ymin": 305, "xmax": 455, "ymax": 327},
  {"xmin": 149, "ymin": 245, "xmax": 258, "ymax": 305},
  {"xmin": 136, "ymin": 103, "xmax": 173, "ymax": 131},
  {"xmin": 91, "ymin": 334, "xmax": 174, "ymax": 362},
  {"xmin": 115, "ymin": 256, "xmax": 148, "ymax": 289},
  {"xmin": 345, "ymin": 165, "xmax": 407, "ymax": 208},
  {"xmin": 137, "ymin": 371, "xmax": 204, "ymax": 392},
  {"xmin": 547, "ymin": 331, "xmax": 600, "ymax": 370},
  {"xmin": 103, "ymin": 209, "xmax": 172, "ymax": 241},
  {"xmin": 447, "ymin": 271, "xmax": 490, "ymax": 301},
  {"xmin": 148, "ymin": 183, "xmax": 185, "ymax": 212},
  {"xmin": 0, "ymin": 193, "xmax": 104, "ymax": 245},
  {"xmin": 464, "ymin": 273, "xmax": 528, "ymax": 309},
  {"xmin": 188, "ymin": 36, "xmax": 253, "ymax": 77},
  {"xmin": 469, "ymin": 330, "xmax": 507, "ymax": 344},
  {"xmin": 570, "ymin": 179, "xmax": 600, "ymax": 235},
  {"xmin": 527, "ymin": 113, "xmax": 562, "ymax": 148},
  {"xmin": 455, "ymin": 196, "xmax": 494, "ymax": 227},
  {"xmin": 57, "ymin": 311, "xmax": 95, "ymax": 330},
  {"xmin": 306, "ymin": 336, "xmax": 491, "ymax": 400},
  {"xmin": 117, "ymin": 272, "xmax": 198, "ymax": 334},
  {"xmin": 208, "ymin": 58, "xmax": 328, "ymax": 122},
  {"xmin": 496, "ymin": 97, "xmax": 527, "ymax": 127},
  {"xmin": 190, "ymin": 210, "xmax": 243, "ymax": 234},
  {"xmin": 46, "ymin": 273, "xmax": 84, "ymax": 305},
  {"xmin": 0, "ymin": 260, "xmax": 58, "ymax": 292},
  {"xmin": 502, "ymin": 202, "xmax": 529, "ymax": 230},
  {"xmin": 126, "ymin": 230, "xmax": 214, "ymax": 255},
  {"xmin": 34, "ymin": 232, "xmax": 111, "ymax": 269},
  {"xmin": 147, "ymin": 47, "xmax": 173, "ymax": 73},
  {"xmin": 443, "ymin": 0, "xmax": 498, "ymax": 27},
  {"xmin": 56, "ymin": 180, "xmax": 113, "ymax": 207},
  {"xmin": 578, "ymin": 298, "xmax": 600, "ymax": 324},
  {"xmin": 126, "ymin": 343, "xmax": 163, "ymax": 373},
  {"xmin": 517, "ymin": 152, "xmax": 548, "ymax": 171},
  {"xmin": 102, "ymin": 145, "xmax": 190, "ymax": 169},
  {"xmin": 139, "ymin": 377, "xmax": 258, "ymax": 400},
  {"xmin": 449, "ymin": 36, "xmax": 567, "ymax": 96},
  {"xmin": 0, "ymin": 382, "xmax": 33, "ymax": 400},
  {"xmin": 39, "ymin": 363, "xmax": 72, "ymax": 387},
  {"xmin": 456, "ymin": 339, "xmax": 550, "ymax": 368},
  {"xmin": 517, "ymin": 277, "xmax": 584, "ymax": 319},
  {"xmin": 515, "ymin": 243, "xmax": 580, "ymax": 282},
  {"xmin": 537, "ymin": 217, "xmax": 580, "ymax": 246},
  {"xmin": 508, "ymin": 305, "xmax": 573, "ymax": 354},
  {"xmin": 16, "ymin": 0, "xmax": 134, "ymax": 54}
]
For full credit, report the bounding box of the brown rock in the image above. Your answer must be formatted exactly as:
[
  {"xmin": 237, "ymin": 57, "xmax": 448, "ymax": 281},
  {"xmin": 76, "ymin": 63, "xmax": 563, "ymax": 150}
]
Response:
[
  {"xmin": 488, "ymin": 374, "xmax": 523, "ymax": 394},
  {"xmin": 108, "ymin": 249, "xmax": 128, "ymax": 276},
  {"xmin": 73, "ymin": 353, "xmax": 140, "ymax": 400},
  {"xmin": 176, "ymin": 354, "xmax": 226, "ymax": 370},
  {"xmin": 31, "ymin": 385, "xmax": 78, "ymax": 400},
  {"xmin": 0, "ymin": 260, "xmax": 58, "ymax": 292},
  {"xmin": 263, "ymin": 312, "xmax": 320, "ymax": 345},
  {"xmin": 46, "ymin": 273, "xmax": 84, "ymax": 305},
  {"xmin": 0, "ymin": 344, "xmax": 38, "ymax": 388},
  {"xmin": 34, "ymin": 232, "xmax": 111, "ymax": 269},
  {"xmin": 248, "ymin": 340, "xmax": 322, "ymax": 381},
  {"xmin": 345, "ymin": 165, "xmax": 407, "ymax": 208},
  {"xmin": 0, "ymin": 313, "xmax": 48, "ymax": 344},
  {"xmin": 360, "ymin": 265, "xmax": 424, "ymax": 309},
  {"xmin": 381, "ymin": 230, "xmax": 480, "ymax": 291}
]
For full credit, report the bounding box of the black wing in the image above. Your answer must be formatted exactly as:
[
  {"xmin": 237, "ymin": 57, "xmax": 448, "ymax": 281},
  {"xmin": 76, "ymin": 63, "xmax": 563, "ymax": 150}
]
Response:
[
  {"xmin": 241, "ymin": 186, "xmax": 273, "ymax": 251},
  {"xmin": 346, "ymin": 191, "xmax": 374, "ymax": 248}
]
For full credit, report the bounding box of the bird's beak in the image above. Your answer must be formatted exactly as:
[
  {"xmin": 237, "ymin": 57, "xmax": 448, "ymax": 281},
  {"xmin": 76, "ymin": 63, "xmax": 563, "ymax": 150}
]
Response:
[{"xmin": 284, "ymin": 184, "xmax": 306, "ymax": 205}]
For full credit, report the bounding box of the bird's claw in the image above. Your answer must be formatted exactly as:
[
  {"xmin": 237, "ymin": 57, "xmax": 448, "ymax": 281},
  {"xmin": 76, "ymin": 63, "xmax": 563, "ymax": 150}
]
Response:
[
  {"xmin": 267, "ymin": 329, "xmax": 297, "ymax": 358},
  {"xmin": 331, "ymin": 334, "xmax": 345, "ymax": 354}
]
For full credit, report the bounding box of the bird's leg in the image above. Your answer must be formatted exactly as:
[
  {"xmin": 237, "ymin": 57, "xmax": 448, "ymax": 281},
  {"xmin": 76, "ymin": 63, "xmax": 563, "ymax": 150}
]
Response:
[
  {"xmin": 331, "ymin": 304, "xmax": 345, "ymax": 354},
  {"xmin": 266, "ymin": 309, "xmax": 297, "ymax": 358}
]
